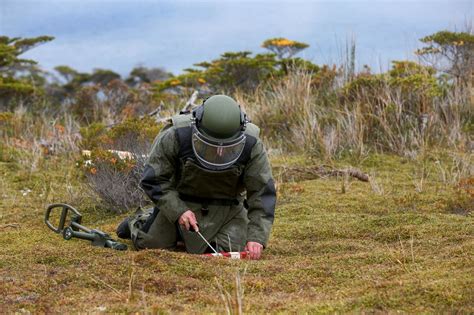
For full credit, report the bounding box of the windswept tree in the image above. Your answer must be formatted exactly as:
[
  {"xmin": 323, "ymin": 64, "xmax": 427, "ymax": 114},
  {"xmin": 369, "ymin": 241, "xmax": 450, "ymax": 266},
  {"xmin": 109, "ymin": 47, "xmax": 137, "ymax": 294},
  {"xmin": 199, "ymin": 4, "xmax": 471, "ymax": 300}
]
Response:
[
  {"xmin": 416, "ymin": 30, "xmax": 474, "ymax": 85},
  {"xmin": 262, "ymin": 37, "xmax": 309, "ymax": 59},
  {"xmin": 54, "ymin": 65, "xmax": 91, "ymax": 93},
  {"xmin": 195, "ymin": 51, "xmax": 278, "ymax": 92},
  {"xmin": 0, "ymin": 35, "xmax": 54, "ymax": 71},
  {"xmin": 90, "ymin": 68, "xmax": 121, "ymax": 86},
  {"xmin": 54, "ymin": 66, "xmax": 121, "ymax": 95},
  {"xmin": 125, "ymin": 66, "xmax": 171, "ymax": 87},
  {"xmin": 155, "ymin": 51, "xmax": 278, "ymax": 93},
  {"xmin": 0, "ymin": 35, "xmax": 54, "ymax": 105}
]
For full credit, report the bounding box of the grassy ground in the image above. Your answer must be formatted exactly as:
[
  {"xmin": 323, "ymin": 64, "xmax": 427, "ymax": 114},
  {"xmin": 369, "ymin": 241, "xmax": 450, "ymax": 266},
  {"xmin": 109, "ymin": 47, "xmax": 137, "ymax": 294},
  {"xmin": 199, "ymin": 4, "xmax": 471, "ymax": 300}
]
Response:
[{"xmin": 0, "ymin": 151, "xmax": 472, "ymax": 313}]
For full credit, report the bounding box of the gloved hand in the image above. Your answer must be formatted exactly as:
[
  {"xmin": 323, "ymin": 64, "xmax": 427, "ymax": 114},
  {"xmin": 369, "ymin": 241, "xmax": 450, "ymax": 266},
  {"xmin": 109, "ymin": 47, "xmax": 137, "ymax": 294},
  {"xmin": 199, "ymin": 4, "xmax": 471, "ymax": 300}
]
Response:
[{"xmin": 178, "ymin": 210, "xmax": 199, "ymax": 232}]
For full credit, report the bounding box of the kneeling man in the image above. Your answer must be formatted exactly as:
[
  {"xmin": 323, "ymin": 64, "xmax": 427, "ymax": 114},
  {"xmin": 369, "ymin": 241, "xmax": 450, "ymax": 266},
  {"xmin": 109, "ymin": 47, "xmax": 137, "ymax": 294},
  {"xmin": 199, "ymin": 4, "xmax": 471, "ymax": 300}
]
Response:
[{"xmin": 117, "ymin": 95, "xmax": 276, "ymax": 260}]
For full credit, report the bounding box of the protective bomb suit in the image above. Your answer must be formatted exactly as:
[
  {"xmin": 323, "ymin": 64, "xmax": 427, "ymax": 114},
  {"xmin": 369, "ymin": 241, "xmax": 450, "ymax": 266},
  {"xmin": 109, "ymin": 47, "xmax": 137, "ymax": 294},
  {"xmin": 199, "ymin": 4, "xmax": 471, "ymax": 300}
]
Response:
[{"xmin": 127, "ymin": 95, "xmax": 276, "ymax": 256}]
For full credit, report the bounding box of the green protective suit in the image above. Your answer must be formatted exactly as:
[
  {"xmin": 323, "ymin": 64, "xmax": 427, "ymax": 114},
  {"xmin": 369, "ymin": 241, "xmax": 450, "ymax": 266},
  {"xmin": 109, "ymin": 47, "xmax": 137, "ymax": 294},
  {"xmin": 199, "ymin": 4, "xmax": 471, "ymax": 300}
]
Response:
[{"xmin": 129, "ymin": 113, "xmax": 276, "ymax": 254}]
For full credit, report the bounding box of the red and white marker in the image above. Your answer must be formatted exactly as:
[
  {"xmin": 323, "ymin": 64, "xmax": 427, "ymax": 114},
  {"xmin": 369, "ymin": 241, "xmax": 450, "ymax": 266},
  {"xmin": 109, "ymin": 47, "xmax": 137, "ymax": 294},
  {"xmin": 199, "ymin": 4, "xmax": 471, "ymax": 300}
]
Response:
[{"xmin": 202, "ymin": 251, "xmax": 249, "ymax": 259}]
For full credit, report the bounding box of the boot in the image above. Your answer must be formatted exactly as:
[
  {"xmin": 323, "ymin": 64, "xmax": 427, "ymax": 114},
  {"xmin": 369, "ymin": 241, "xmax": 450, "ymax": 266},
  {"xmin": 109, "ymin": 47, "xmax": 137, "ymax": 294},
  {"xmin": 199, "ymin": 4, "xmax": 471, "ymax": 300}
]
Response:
[{"xmin": 116, "ymin": 217, "xmax": 131, "ymax": 239}]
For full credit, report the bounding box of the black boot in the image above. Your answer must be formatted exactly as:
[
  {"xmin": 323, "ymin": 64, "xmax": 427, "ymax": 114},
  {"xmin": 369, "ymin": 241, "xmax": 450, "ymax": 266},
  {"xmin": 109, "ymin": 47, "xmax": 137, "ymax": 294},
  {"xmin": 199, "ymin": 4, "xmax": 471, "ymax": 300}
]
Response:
[{"xmin": 116, "ymin": 217, "xmax": 131, "ymax": 239}]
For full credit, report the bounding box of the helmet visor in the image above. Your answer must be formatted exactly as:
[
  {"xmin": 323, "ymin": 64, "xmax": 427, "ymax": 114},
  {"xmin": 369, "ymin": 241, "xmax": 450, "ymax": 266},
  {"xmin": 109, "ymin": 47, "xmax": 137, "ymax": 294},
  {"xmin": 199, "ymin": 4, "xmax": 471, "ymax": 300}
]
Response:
[{"xmin": 192, "ymin": 128, "xmax": 246, "ymax": 170}]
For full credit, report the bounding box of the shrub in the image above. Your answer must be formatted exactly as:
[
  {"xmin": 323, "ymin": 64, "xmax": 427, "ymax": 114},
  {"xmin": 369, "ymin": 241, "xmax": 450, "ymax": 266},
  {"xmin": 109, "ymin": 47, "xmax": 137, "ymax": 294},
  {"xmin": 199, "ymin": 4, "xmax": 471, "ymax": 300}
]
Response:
[{"xmin": 79, "ymin": 116, "xmax": 162, "ymax": 213}]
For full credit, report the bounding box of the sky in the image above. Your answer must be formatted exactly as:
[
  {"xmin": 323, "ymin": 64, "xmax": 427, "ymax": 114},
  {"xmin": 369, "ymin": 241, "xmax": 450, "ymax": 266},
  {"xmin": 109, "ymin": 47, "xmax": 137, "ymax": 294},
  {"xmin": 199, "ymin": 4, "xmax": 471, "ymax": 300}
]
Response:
[{"xmin": 0, "ymin": 0, "xmax": 472, "ymax": 77}]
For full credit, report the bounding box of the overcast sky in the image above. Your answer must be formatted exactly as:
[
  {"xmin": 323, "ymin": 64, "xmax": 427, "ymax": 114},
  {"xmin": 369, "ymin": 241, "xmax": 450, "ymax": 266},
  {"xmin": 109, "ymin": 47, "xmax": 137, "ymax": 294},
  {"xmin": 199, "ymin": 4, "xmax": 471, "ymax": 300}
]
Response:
[{"xmin": 1, "ymin": 0, "xmax": 472, "ymax": 76}]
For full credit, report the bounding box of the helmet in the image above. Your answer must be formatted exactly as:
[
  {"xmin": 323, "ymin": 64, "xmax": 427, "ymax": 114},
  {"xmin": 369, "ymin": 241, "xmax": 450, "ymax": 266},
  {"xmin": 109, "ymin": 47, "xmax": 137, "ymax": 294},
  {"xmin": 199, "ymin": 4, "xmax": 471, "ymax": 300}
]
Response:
[{"xmin": 191, "ymin": 95, "xmax": 247, "ymax": 170}]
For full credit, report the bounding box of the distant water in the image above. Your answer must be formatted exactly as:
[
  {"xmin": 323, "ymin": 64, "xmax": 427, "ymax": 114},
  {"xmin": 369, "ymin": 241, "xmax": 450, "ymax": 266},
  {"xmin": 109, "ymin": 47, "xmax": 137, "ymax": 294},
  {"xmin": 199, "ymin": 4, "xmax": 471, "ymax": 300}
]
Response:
[{"xmin": 1, "ymin": 0, "xmax": 472, "ymax": 76}]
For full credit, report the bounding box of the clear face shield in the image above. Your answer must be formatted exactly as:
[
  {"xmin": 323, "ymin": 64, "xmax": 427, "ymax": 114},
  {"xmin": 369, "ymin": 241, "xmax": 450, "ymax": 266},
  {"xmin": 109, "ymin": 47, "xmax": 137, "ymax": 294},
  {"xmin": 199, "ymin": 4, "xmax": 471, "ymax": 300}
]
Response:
[{"xmin": 191, "ymin": 126, "xmax": 246, "ymax": 170}]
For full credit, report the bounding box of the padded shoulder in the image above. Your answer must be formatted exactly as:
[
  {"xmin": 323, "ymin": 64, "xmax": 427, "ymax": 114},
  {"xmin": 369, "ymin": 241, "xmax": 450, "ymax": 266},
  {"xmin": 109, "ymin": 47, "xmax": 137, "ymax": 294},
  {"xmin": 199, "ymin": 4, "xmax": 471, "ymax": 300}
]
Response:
[
  {"xmin": 171, "ymin": 114, "xmax": 193, "ymax": 129},
  {"xmin": 244, "ymin": 123, "xmax": 260, "ymax": 138}
]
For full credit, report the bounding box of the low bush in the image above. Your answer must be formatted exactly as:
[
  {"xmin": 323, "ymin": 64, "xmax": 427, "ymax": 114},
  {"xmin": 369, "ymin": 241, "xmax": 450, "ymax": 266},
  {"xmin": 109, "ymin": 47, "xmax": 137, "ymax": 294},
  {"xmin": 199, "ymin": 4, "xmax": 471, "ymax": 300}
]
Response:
[{"xmin": 79, "ymin": 116, "xmax": 162, "ymax": 213}]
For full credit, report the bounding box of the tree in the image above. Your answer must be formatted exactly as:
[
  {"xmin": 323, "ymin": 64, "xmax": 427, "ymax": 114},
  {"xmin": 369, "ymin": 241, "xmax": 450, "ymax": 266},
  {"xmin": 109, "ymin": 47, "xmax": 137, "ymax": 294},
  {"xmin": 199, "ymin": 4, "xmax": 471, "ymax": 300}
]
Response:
[
  {"xmin": 54, "ymin": 65, "xmax": 83, "ymax": 83},
  {"xmin": 197, "ymin": 52, "xmax": 278, "ymax": 92},
  {"xmin": 0, "ymin": 35, "xmax": 54, "ymax": 70},
  {"xmin": 416, "ymin": 30, "xmax": 474, "ymax": 85},
  {"xmin": 262, "ymin": 37, "xmax": 309, "ymax": 59},
  {"xmin": 53, "ymin": 66, "xmax": 120, "ymax": 94},
  {"xmin": 90, "ymin": 68, "xmax": 121, "ymax": 86},
  {"xmin": 278, "ymin": 57, "xmax": 320, "ymax": 76},
  {"xmin": 0, "ymin": 35, "xmax": 54, "ymax": 104},
  {"xmin": 155, "ymin": 51, "xmax": 279, "ymax": 93},
  {"xmin": 125, "ymin": 66, "xmax": 171, "ymax": 87},
  {"xmin": 54, "ymin": 65, "xmax": 91, "ymax": 94}
]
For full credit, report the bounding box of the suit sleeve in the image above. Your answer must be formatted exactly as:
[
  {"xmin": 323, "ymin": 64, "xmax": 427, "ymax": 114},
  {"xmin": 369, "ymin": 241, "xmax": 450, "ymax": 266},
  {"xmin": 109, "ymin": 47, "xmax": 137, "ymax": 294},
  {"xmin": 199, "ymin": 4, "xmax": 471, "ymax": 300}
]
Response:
[
  {"xmin": 140, "ymin": 126, "xmax": 189, "ymax": 223},
  {"xmin": 243, "ymin": 139, "xmax": 276, "ymax": 247}
]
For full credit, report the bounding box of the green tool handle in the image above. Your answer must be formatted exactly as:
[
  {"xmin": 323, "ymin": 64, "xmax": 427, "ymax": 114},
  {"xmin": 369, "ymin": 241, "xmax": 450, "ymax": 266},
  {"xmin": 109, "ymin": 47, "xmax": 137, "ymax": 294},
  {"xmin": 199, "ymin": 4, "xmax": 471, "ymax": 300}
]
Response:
[
  {"xmin": 71, "ymin": 221, "xmax": 92, "ymax": 233},
  {"xmin": 71, "ymin": 230, "xmax": 96, "ymax": 241},
  {"xmin": 63, "ymin": 227, "xmax": 96, "ymax": 241}
]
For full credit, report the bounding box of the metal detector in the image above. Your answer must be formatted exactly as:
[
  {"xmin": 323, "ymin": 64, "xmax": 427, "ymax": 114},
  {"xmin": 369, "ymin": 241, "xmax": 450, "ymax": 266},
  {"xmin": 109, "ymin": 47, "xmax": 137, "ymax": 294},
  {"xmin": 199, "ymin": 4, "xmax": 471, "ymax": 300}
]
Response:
[{"xmin": 45, "ymin": 203, "xmax": 127, "ymax": 251}]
